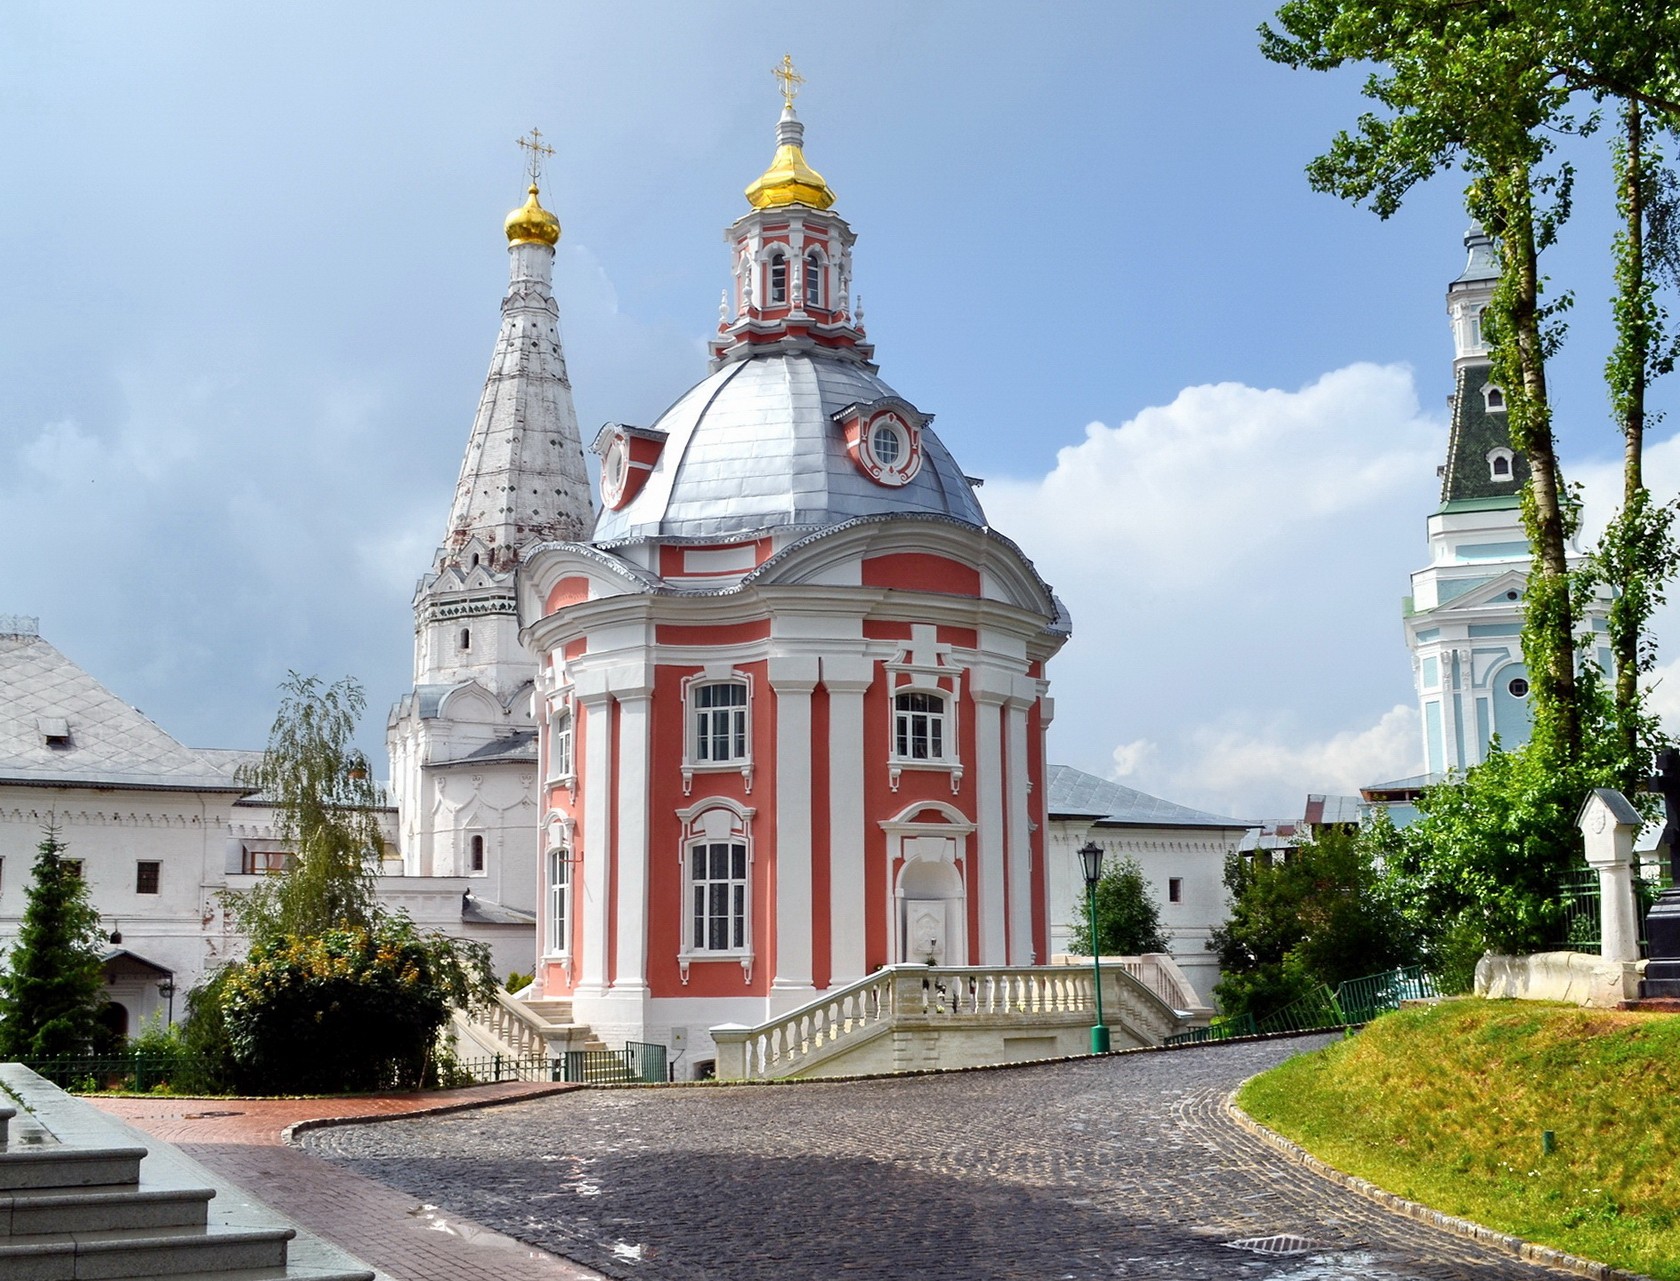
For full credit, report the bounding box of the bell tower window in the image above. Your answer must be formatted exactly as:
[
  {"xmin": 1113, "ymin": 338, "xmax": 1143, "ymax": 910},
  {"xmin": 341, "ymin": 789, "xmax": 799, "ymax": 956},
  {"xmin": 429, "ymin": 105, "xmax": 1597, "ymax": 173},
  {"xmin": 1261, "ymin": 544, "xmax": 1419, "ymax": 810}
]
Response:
[
  {"xmin": 459, "ymin": 627, "xmax": 471, "ymax": 651},
  {"xmin": 769, "ymin": 252, "xmax": 788, "ymax": 305},
  {"xmin": 804, "ymin": 251, "xmax": 823, "ymax": 307}
]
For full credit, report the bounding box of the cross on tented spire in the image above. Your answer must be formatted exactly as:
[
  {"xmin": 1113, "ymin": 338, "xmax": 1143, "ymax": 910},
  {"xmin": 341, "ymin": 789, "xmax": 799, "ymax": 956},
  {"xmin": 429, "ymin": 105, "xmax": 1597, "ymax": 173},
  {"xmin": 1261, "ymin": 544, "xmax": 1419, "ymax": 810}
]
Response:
[{"xmin": 773, "ymin": 54, "xmax": 805, "ymax": 109}]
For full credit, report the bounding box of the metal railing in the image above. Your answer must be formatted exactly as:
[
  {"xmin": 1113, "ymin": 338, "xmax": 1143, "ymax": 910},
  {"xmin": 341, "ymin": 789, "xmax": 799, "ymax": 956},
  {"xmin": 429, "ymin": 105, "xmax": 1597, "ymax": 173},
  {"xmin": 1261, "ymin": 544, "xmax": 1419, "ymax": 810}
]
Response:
[
  {"xmin": 20, "ymin": 1052, "xmax": 203, "ymax": 1093},
  {"xmin": 1162, "ymin": 965, "xmax": 1438, "ymax": 1046},
  {"xmin": 1554, "ymin": 866, "xmax": 1670, "ymax": 956},
  {"xmin": 454, "ymin": 1042, "xmax": 668, "ymax": 1086}
]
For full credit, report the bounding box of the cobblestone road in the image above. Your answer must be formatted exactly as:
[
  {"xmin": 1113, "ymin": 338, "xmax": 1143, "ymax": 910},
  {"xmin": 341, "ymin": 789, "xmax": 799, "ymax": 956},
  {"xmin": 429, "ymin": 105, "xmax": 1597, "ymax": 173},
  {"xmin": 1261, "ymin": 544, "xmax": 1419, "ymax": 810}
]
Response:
[{"xmin": 301, "ymin": 1036, "xmax": 1583, "ymax": 1281}]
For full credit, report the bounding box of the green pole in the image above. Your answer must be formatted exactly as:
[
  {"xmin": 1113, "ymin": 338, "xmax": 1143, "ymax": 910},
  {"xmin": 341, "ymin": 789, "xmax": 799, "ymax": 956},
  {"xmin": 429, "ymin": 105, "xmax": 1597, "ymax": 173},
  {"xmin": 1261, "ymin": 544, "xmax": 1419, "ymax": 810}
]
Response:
[{"xmin": 1089, "ymin": 876, "xmax": 1110, "ymax": 1054}]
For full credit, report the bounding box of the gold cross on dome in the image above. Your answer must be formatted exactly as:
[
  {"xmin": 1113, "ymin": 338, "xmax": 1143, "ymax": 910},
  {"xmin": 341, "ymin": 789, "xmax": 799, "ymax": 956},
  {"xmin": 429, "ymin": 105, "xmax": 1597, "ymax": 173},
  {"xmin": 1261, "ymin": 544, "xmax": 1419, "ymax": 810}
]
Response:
[
  {"xmin": 773, "ymin": 54, "xmax": 805, "ymax": 109},
  {"xmin": 516, "ymin": 127, "xmax": 556, "ymax": 187}
]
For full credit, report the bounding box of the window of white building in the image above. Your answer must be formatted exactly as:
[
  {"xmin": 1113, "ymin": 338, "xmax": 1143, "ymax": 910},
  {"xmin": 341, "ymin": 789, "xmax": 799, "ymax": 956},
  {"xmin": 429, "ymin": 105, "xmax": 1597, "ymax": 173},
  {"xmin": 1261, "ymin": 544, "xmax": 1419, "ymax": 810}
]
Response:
[
  {"xmin": 548, "ymin": 705, "xmax": 574, "ymax": 782},
  {"xmin": 469, "ymin": 834, "xmax": 485, "ymax": 873}
]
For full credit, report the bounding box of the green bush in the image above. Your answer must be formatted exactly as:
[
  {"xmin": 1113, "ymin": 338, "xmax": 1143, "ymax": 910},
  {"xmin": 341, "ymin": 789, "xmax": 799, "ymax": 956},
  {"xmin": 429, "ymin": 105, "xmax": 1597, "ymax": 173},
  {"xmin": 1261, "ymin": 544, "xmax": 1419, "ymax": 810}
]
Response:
[{"xmin": 219, "ymin": 915, "xmax": 489, "ymax": 1093}]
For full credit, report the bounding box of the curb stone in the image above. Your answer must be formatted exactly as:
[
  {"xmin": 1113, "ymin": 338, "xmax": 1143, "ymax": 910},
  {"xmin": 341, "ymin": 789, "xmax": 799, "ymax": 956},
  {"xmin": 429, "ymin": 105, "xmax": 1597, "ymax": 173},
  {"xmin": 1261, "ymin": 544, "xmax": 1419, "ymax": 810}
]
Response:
[
  {"xmin": 281, "ymin": 1082, "xmax": 581, "ymax": 1144},
  {"xmin": 1225, "ymin": 1093, "xmax": 1654, "ymax": 1281}
]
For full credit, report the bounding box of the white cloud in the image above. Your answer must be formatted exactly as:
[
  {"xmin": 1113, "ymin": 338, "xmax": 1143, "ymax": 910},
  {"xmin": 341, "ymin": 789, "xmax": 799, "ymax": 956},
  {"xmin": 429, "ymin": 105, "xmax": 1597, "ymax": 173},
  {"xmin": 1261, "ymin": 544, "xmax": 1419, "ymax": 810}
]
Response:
[{"xmin": 991, "ymin": 363, "xmax": 1443, "ymax": 818}]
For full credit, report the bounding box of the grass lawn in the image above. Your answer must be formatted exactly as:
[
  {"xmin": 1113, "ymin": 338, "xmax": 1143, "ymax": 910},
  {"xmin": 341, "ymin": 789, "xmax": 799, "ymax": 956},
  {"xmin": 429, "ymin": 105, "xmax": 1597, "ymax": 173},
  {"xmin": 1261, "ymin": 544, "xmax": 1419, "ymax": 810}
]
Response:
[{"xmin": 1238, "ymin": 1000, "xmax": 1680, "ymax": 1280}]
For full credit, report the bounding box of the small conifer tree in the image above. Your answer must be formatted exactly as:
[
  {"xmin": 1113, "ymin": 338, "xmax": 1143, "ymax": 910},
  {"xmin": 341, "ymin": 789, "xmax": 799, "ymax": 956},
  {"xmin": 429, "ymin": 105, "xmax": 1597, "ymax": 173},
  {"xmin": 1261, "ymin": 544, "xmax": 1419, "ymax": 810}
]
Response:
[{"xmin": 0, "ymin": 826, "xmax": 108, "ymax": 1059}]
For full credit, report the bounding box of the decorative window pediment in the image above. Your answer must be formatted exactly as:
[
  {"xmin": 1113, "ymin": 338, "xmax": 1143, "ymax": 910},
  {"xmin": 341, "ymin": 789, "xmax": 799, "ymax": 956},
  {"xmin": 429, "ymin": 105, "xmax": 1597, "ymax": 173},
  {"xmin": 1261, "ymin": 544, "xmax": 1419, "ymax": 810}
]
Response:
[
  {"xmin": 675, "ymin": 799, "xmax": 756, "ymax": 982},
  {"xmin": 883, "ymin": 625, "xmax": 964, "ymax": 793}
]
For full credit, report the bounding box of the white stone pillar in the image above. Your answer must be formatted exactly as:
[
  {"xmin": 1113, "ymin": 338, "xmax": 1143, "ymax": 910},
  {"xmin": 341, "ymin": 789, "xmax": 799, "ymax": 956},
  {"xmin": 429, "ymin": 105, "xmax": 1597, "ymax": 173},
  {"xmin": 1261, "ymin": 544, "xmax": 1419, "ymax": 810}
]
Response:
[
  {"xmin": 971, "ymin": 676, "xmax": 1009, "ymax": 966},
  {"xmin": 1003, "ymin": 684, "xmax": 1035, "ymax": 964},
  {"xmin": 823, "ymin": 656, "xmax": 874, "ymax": 985},
  {"xmin": 612, "ymin": 679, "xmax": 653, "ymax": 996},
  {"xmin": 574, "ymin": 682, "xmax": 614, "ymax": 998},
  {"xmin": 769, "ymin": 656, "xmax": 820, "ymax": 997},
  {"xmin": 1579, "ymin": 788, "xmax": 1642, "ymax": 965}
]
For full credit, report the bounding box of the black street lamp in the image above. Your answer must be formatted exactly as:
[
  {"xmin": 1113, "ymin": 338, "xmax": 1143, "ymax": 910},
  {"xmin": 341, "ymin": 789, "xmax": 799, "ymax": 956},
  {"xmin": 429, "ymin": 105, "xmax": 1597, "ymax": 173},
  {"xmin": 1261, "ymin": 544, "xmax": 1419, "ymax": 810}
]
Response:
[
  {"xmin": 157, "ymin": 979, "xmax": 176, "ymax": 1027},
  {"xmin": 1078, "ymin": 841, "xmax": 1111, "ymax": 1053}
]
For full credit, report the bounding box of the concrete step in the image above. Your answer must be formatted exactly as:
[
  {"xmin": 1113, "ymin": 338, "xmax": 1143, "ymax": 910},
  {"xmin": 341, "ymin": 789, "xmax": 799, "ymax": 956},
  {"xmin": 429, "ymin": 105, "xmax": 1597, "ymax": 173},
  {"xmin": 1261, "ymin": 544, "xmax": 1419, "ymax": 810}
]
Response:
[
  {"xmin": 7, "ymin": 1182, "xmax": 216, "ymax": 1234},
  {"xmin": 519, "ymin": 998, "xmax": 574, "ymax": 1023},
  {"xmin": 0, "ymin": 1223, "xmax": 294, "ymax": 1278},
  {"xmin": 0, "ymin": 1142, "xmax": 147, "ymax": 1192}
]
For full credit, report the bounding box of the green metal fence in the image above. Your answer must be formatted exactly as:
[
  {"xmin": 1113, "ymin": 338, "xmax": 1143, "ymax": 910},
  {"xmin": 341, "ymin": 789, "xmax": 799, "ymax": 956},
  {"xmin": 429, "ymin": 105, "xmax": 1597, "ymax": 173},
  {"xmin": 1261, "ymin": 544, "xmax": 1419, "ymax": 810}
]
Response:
[
  {"xmin": 458, "ymin": 1042, "xmax": 668, "ymax": 1086},
  {"xmin": 1554, "ymin": 866, "xmax": 1670, "ymax": 956},
  {"xmin": 1162, "ymin": 964, "xmax": 1438, "ymax": 1047},
  {"xmin": 20, "ymin": 1052, "xmax": 202, "ymax": 1093}
]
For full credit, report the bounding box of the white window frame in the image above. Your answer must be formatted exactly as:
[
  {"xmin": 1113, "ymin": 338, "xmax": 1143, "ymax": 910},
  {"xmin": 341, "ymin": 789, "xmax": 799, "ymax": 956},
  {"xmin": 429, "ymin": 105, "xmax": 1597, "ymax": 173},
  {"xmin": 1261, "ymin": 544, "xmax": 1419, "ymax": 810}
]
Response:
[
  {"xmin": 546, "ymin": 845, "xmax": 571, "ymax": 958},
  {"xmin": 680, "ymin": 670, "xmax": 753, "ymax": 795},
  {"xmin": 675, "ymin": 799, "xmax": 756, "ymax": 982},
  {"xmin": 767, "ymin": 250, "xmax": 788, "ymax": 305},
  {"xmin": 803, "ymin": 248, "xmax": 825, "ymax": 309},
  {"xmin": 1483, "ymin": 384, "xmax": 1507, "ymax": 413},
  {"xmin": 893, "ymin": 689, "xmax": 949, "ymax": 763},
  {"xmin": 1487, "ymin": 445, "xmax": 1515, "ymax": 481},
  {"xmin": 546, "ymin": 692, "xmax": 576, "ymax": 789},
  {"xmin": 884, "ymin": 637, "xmax": 964, "ymax": 794}
]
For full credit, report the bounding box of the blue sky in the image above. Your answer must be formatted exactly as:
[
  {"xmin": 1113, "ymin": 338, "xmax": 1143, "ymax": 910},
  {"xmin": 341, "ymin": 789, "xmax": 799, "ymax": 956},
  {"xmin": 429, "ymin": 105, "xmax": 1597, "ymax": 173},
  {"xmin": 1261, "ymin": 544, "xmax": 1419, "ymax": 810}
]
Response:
[{"xmin": 3, "ymin": 2, "xmax": 1673, "ymax": 817}]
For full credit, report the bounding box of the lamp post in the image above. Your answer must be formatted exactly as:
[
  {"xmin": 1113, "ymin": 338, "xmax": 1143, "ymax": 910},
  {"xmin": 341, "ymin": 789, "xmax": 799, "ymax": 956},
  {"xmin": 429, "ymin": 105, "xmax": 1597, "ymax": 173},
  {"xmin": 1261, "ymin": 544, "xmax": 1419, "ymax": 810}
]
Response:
[
  {"xmin": 1078, "ymin": 841, "xmax": 1111, "ymax": 1053},
  {"xmin": 157, "ymin": 979, "xmax": 176, "ymax": 1027}
]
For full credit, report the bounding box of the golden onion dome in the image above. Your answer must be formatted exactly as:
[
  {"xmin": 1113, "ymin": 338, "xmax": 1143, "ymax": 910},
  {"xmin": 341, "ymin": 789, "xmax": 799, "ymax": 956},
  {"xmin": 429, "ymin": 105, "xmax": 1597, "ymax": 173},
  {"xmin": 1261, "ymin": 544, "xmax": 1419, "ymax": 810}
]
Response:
[
  {"xmin": 744, "ymin": 107, "xmax": 835, "ymax": 211},
  {"xmin": 505, "ymin": 185, "xmax": 561, "ymax": 246}
]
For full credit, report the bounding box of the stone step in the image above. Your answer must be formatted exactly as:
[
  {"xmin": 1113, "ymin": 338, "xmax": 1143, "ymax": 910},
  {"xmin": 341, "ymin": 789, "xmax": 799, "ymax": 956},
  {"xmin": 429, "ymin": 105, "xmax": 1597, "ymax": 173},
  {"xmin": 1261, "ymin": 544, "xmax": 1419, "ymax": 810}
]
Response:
[
  {"xmin": 0, "ymin": 1223, "xmax": 294, "ymax": 1278},
  {"xmin": 519, "ymin": 999, "xmax": 574, "ymax": 1022},
  {"xmin": 0, "ymin": 1142, "xmax": 147, "ymax": 1192},
  {"xmin": 7, "ymin": 1182, "xmax": 216, "ymax": 1234}
]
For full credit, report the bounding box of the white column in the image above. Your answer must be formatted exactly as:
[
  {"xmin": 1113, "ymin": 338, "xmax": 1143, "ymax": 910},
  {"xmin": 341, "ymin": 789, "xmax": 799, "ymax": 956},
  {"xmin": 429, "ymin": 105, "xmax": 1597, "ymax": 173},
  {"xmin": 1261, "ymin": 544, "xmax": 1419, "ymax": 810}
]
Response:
[
  {"xmin": 612, "ymin": 681, "xmax": 653, "ymax": 996},
  {"xmin": 769, "ymin": 656, "xmax": 820, "ymax": 996},
  {"xmin": 1004, "ymin": 687, "xmax": 1034, "ymax": 964},
  {"xmin": 574, "ymin": 683, "xmax": 614, "ymax": 998},
  {"xmin": 823, "ymin": 655, "xmax": 873, "ymax": 985},
  {"xmin": 971, "ymin": 678, "xmax": 1009, "ymax": 966}
]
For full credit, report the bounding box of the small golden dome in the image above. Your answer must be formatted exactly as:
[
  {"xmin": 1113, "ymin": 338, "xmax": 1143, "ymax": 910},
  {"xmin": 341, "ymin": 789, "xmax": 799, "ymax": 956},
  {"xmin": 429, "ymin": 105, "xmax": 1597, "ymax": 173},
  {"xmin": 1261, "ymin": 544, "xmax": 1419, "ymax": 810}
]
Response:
[
  {"xmin": 505, "ymin": 185, "xmax": 561, "ymax": 246},
  {"xmin": 744, "ymin": 109, "xmax": 835, "ymax": 211}
]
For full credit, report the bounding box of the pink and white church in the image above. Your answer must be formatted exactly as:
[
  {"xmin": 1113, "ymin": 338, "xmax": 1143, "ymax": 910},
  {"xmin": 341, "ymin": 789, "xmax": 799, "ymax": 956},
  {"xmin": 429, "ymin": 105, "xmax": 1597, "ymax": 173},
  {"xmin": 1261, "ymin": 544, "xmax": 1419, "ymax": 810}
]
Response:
[{"xmin": 512, "ymin": 93, "xmax": 1072, "ymax": 1064}]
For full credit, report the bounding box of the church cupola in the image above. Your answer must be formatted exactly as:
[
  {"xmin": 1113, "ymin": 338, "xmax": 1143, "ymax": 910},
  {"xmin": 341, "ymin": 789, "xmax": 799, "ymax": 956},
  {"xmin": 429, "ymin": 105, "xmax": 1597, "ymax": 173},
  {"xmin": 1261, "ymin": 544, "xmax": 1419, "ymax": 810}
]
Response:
[
  {"xmin": 710, "ymin": 57, "xmax": 872, "ymax": 370},
  {"xmin": 1447, "ymin": 224, "xmax": 1498, "ymax": 366}
]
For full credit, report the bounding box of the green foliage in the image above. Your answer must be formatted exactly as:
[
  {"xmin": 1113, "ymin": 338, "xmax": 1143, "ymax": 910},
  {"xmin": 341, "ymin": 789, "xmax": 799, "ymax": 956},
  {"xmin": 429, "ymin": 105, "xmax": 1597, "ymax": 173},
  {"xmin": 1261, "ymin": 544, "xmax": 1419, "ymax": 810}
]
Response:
[
  {"xmin": 230, "ymin": 672, "xmax": 383, "ymax": 945},
  {"xmin": 173, "ymin": 968, "xmax": 239, "ymax": 1095},
  {"xmin": 1391, "ymin": 681, "xmax": 1641, "ymax": 965},
  {"xmin": 190, "ymin": 672, "xmax": 496, "ymax": 1094},
  {"xmin": 1210, "ymin": 823, "xmax": 1419, "ymax": 1022},
  {"xmin": 0, "ymin": 828, "xmax": 110, "ymax": 1059},
  {"xmin": 504, "ymin": 970, "xmax": 533, "ymax": 994},
  {"xmin": 1068, "ymin": 855, "xmax": 1171, "ymax": 957},
  {"xmin": 220, "ymin": 916, "xmax": 492, "ymax": 1093}
]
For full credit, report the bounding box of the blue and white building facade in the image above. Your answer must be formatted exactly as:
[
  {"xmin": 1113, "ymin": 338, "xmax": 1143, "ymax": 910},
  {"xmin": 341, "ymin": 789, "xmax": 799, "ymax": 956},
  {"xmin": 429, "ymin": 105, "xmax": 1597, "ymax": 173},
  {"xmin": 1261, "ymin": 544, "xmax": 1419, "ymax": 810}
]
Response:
[{"xmin": 1403, "ymin": 227, "xmax": 1610, "ymax": 774}]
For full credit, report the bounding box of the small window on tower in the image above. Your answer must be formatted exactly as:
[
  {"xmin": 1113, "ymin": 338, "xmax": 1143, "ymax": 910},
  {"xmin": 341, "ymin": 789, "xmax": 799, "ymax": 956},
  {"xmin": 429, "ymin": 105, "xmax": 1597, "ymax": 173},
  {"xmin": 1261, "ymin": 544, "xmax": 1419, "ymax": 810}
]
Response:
[
  {"xmin": 1487, "ymin": 446, "xmax": 1515, "ymax": 481},
  {"xmin": 1492, "ymin": 455, "xmax": 1510, "ymax": 476},
  {"xmin": 460, "ymin": 627, "xmax": 471, "ymax": 651},
  {"xmin": 469, "ymin": 834, "xmax": 485, "ymax": 873},
  {"xmin": 1487, "ymin": 387, "xmax": 1505, "ymax": 410},
  {"xmin": 804, "ymin": 250, "xmax": 823, "ymax": 307},
  {"xmin": 768, "ymin": 252, "xmax": 788, "ymax": 305}
]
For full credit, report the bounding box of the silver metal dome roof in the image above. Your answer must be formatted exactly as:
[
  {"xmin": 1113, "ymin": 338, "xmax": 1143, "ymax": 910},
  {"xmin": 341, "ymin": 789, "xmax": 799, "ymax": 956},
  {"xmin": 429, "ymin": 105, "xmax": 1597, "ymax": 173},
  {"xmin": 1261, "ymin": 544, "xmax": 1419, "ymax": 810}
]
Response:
[{"xmin": 591, "ymin": 353, "xmax": 986, "ymax": 545}]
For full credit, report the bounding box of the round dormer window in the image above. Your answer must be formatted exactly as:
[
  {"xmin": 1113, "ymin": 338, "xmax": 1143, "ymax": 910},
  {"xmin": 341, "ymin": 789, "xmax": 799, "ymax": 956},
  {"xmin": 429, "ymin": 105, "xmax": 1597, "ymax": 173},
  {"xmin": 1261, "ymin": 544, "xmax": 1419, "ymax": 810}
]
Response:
[
  {"xmin": 859, "ymin": 414, "xmax": 920, "ymax": 486},
  {"xmin": 1508, "ymin": 677, "xmax": 1529, "ymax": 698}
]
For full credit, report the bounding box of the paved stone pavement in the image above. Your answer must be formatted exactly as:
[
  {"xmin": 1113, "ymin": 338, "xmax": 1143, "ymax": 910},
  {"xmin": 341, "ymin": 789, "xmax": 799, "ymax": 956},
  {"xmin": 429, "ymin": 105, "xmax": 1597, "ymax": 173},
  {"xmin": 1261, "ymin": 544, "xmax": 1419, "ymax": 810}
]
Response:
[
  {"xmin": 91, "ymin": 1082, "xmax": 607, "ymax": 1281},
  {"xmin": 299, "ymin": 1036, "xmax": 1590, "ymax": 1281}
]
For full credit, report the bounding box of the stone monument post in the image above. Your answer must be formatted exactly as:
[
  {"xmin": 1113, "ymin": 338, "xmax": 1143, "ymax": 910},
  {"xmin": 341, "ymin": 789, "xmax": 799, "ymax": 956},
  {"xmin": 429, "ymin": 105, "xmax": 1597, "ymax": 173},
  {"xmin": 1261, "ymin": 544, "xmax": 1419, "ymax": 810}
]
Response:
[{"xmin": 1577, "ymin": 789, "xmax": 1642, "ymax": 964}]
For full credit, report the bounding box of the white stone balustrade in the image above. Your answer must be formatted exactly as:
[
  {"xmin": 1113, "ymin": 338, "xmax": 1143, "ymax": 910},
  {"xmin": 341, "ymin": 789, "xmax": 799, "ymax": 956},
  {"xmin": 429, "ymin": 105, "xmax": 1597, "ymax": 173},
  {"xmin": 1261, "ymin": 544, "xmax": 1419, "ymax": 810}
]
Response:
[{"xmin": 712, "ymin": 961, "xmax": 1198, "ymax": 1081}]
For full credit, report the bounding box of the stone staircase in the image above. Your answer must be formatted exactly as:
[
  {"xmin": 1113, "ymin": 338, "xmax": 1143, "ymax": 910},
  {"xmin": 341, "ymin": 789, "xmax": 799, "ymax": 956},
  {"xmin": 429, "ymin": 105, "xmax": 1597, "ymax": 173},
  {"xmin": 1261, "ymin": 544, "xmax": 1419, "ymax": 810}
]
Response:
[
  {"xmin": 454, "ymin": 989, "xmax": 609, "ymax": 1063},
  {"xmin": 0, "ymin": 1064, "xmax": 374, "ymax": 1281}
]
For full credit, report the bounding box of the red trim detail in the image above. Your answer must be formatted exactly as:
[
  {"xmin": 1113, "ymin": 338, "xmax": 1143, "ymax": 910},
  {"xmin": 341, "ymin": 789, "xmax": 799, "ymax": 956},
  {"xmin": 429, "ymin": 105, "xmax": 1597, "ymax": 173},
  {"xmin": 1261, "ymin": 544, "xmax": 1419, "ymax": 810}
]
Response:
[
  {"xmin": 655, "ymin": 619, "xmax": 772, "ymax": 646},
  {"xmin": 545, "ymin": 576, "xmax": 590, "ymax": 613},
  {"xmin": 862, "ymin": 554, "xmax": 980, "ymax": 597}
]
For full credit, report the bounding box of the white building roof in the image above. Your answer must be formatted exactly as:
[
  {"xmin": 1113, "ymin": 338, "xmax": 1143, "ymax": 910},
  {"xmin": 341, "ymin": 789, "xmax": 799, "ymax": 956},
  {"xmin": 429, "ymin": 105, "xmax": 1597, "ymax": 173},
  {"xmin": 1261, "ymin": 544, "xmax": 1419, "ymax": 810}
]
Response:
[
  {"xmin": 0, "ymin": 630, "xmax": 246, "ymax": 792},
  {"xmin": 1045, "ymin": 763, "xmax": 1252, "ymax": 829}
]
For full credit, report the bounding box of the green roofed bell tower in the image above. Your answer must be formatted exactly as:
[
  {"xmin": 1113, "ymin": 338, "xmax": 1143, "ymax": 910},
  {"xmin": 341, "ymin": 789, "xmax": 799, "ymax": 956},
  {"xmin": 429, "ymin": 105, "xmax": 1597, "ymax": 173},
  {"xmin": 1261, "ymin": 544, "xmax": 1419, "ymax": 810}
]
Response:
[{"xmin": 1401, "ymin": 226, "xmax": 1609, "ymax": 775}]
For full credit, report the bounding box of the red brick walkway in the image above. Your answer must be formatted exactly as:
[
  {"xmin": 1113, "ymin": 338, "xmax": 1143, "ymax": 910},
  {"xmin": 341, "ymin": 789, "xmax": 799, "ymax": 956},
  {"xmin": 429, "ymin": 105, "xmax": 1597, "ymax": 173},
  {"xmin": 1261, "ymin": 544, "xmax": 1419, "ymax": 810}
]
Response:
[{"xmin": 90, "ymin": 1082, "xmax": 606, "ymax": 1281}]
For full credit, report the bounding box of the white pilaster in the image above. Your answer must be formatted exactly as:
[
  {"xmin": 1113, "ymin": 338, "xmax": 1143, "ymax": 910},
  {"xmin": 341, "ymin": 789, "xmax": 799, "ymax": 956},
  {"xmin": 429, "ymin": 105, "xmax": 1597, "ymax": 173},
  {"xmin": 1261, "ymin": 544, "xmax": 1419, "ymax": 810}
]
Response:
[
  {"xmin": 612, "ymin": 676, "xmax": 654, "ymax": 996},
  {"xmin": 971, "ymin": 675, "xmax": 1009, "ymax": 966},
  {"xmin": 769, "ymin": 656, "xmax": 820, "ymax": 996},
  {"xmin": 822, "ymin": 655, "xmax": 873, "ymax": 984},
  {"xmin": 1003, "ymin": 683, "xmax": 1034, "ymax": 964},
  {"xmin": 575, "ymin": 683, "xmax": 614, "ymax": 998}
]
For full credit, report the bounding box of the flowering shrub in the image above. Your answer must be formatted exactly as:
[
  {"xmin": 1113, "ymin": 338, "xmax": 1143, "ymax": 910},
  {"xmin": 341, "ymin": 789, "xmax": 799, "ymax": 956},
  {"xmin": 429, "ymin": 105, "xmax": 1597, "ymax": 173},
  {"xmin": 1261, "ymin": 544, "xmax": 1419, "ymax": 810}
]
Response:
[{"xmin": 220, "ymin": 915, "xmax": 491, "ymax": 1093}]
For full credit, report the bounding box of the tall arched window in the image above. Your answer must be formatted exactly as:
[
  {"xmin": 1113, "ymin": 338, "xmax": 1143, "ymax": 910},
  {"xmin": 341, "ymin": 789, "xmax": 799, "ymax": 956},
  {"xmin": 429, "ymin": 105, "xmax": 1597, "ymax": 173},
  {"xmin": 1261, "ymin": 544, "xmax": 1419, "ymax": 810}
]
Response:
[
  {"xmin": 768, "ymin": 251, "xmax": 788, "ymax": 305},
  {"xmin": 469, "ymin": 834, "xmax": 485, "ymax": 872},
  {"xmin": 804, "ymin": 250, "xmax": 823, "ymax": 307},
  {"xmin": 547, "ymin": 847, "xmax": 570, "ymax": 955}
]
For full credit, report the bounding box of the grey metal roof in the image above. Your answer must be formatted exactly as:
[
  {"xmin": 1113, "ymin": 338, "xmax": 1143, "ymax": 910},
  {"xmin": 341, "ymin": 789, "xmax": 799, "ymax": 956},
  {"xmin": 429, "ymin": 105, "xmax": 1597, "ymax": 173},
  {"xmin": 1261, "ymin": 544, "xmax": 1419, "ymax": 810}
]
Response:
[
  {"xmin": 462, "ymin": 896, "xmax": 537, "ymax": 926},
  {"xmin": 1045, "ymin": 763, "xmax": 1252, "ymax": 828},
  {"xmin": 1452, "ymin": 225, "xmax": 1498, "ymax": 286},
  {"xmin": 0, "ymin": 634, "xmax": 248, "ymax": 792},
  {"xmin": 591, "ymin": 353, "xmax": 986, "ymax": 545}
]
